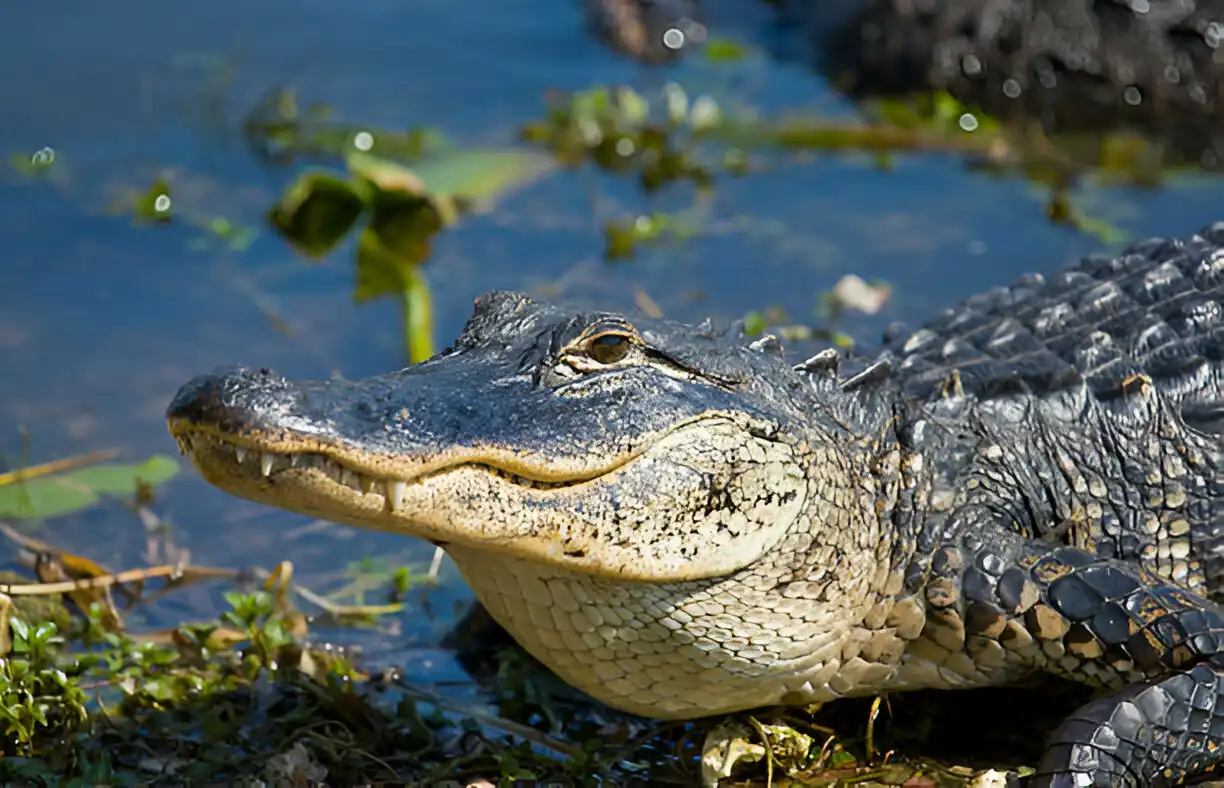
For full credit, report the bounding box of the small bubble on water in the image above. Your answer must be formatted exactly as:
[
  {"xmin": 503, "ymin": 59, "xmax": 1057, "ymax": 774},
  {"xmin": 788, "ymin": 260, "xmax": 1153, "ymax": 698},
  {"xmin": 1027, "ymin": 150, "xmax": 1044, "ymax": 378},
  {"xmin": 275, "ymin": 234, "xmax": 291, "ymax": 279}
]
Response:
[
  {"xmin": 1002, "ymin": 79, "xmax": 1022, "ymax": 98},
  {"xmin": 154, "ymin": 194, "xmax": 172, "ymax": 214},
  {"xmin": 958, "ymin": 113, "xmax": 979, "ymax": 132},
  {"xmin": 353, "ymin": 131, "xmax": 374, "ymax": 151},
  {"xmin": 1123, "ymin": 85, "xmax": 1142, "ymax": 105},
  {"xmin": 662, "ymin": 28, "xmax": 686, "ymax": 51}
]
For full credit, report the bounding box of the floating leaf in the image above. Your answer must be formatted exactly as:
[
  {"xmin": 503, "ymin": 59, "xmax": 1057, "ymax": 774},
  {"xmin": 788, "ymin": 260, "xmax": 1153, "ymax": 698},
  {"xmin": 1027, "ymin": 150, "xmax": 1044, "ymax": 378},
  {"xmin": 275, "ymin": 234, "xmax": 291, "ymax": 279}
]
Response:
[
  {"xmin": 9, "ymin": 147, "xmax": 59, "ymax": 178},
  {"xmin": 0, "ymin": 455, "xmax": 180, "ymax": 520},
  {"xmin": 348, "ymin": 148, "xmax": 555, "ymax": 216},
  {"xmin": 134, "ymin": 178, "xmax": 174, "ymax": 223},
  {"xmin": 0, "ymin": 480, "xmax": 98, "ymax": 521},
  {"xmin": 413, "ymin": 148, "xmax": 556, "ymax": 201},
  {"xmin": 704, "ymin": 38, "xmax": 746, "ymax": 63},
  {"xmin": 267, "ymin": 171, "xmax": 368, "ymax": 258},
  {"xmin": 346, "ymin": 152, "xmax": 427, "ymax": 195},
  {"xmin": 348, "ymin": 152, "xmax": 461, "ymax": 225},
  {"xmin": 61, "ymin": 456, "xmax": 180, "ymax": 494}
]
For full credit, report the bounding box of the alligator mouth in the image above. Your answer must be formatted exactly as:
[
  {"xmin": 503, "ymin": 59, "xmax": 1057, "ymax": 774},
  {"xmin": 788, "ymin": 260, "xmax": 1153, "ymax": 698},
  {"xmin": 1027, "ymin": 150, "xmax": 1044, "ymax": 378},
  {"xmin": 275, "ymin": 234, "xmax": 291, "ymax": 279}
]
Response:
[
  {"xmin": 168, "ymin": 411, "xmax": 797, "ymax": 583},
  {"xmin": 168, "ymin": 421, "xmax": 622, "ymax": 510}
]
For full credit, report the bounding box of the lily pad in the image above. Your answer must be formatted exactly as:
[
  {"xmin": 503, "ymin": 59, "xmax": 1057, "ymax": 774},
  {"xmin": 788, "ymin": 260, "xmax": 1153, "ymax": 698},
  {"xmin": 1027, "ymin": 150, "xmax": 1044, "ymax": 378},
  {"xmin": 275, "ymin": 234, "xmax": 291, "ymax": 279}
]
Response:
[{"xmin": 0, "ymin": 455, "xmax": 180, "ymax": 520}]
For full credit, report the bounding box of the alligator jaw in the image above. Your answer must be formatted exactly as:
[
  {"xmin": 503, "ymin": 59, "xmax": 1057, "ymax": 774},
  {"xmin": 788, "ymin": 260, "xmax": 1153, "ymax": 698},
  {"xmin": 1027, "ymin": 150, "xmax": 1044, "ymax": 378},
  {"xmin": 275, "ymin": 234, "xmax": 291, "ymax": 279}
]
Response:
[
  {"xmin": 166, "ymin": 420, "xmax": 641, "ymax": 572},
  {"xmin": 167, "ymin": 421, "xmax": 616, "ymax": 501},
  {"xmin": 167, "ymin": 411, "xmax": 803, "ymax": 583}
]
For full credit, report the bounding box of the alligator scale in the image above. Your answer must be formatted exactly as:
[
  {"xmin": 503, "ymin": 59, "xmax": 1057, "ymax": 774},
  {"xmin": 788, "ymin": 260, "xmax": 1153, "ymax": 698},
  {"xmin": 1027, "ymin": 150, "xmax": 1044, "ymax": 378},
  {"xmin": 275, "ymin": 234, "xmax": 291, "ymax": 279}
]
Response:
[{"xmin": 167, "ymin": 224, "xmax": 1224, "ymax": 786}]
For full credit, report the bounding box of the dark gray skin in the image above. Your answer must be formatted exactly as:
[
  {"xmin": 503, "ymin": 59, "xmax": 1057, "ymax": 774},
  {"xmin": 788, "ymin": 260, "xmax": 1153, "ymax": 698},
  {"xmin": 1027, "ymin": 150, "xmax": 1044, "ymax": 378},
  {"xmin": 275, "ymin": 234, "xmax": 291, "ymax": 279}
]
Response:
[
  {"xmin": 169, "ymin": 224, "xmax": 1224, "ymax": 786},
  {"xmin": 816, "ymin": 0, "xmax": 1224, "ymax": 147}
]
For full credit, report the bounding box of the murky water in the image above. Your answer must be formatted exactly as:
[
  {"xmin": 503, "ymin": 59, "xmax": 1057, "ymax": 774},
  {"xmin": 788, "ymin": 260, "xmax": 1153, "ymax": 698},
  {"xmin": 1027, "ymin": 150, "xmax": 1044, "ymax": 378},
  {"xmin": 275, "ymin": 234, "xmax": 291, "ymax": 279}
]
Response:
[{"xmin": 3, "ymin": 0, "xmax": 1224, "ymax": 696}]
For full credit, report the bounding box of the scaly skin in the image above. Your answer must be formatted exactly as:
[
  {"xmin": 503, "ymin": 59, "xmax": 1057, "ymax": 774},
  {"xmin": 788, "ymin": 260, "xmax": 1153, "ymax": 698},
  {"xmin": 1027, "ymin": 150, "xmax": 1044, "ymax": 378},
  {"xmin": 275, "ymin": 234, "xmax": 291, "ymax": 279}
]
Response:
[{"xmin": 167, "ymin": 223, "xmax": 1224, "ymax": 786}]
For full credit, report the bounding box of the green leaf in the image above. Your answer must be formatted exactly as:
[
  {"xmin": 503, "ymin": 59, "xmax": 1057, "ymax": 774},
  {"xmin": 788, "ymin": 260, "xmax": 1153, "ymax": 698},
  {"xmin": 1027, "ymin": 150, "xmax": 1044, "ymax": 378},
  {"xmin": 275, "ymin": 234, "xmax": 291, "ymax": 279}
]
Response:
[
  {"xmin": 267, "ymin": 171, "xmax": 368, "ymax": 258},
  {"xmin": 352, "ymin": 194, "xmax": 443, "ymax": 302},
  {"xmin": 347, "ymin": 148, "xmax": 555, "ymax": 220},
  {"xmin": 741, "ymin": 311, "xmax": 767, "ymax": 337},
  {"xmin": 346, "ymin": 152, "xmax": 429, "ymax": 195},
  {"xmin": 829, "ymin": 749, "xmax": 857, "ymax": 767},
  {"xmin": 61, "ymin": 455, "xmax": 179, "ymax": 494},
  {"xmin": 365, "ymin": 194, "xmax": 445, "ymax": 261},
  {"xmin": 408, "ymin": 148, "xmax": 555, "ymax": 204},
  {"xmin": 0, "ymin": 455, "xmax": 181, "ymax": 520},
  {"xmin": 0, "ymin": 480, "xmax": 98, "ymax": 521},
  {"xmin": 30, "ymin": 622, "xmax": 58, "ymax": 647},
  {"xmin": 704, "ymin": 37, "xmax": 746, "ymax": 63},
  {"xmin": 134, "ymin": 178, "xmax": 174, "ymax": 223}
]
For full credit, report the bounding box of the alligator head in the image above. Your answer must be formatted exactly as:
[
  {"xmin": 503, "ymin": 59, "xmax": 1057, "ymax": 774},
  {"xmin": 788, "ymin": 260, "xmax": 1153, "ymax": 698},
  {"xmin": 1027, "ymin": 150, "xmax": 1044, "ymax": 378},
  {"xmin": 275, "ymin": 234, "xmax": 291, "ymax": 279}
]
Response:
[{"xmin": 166, "ymin": 291, "xmax": 899, "ymax": 718}]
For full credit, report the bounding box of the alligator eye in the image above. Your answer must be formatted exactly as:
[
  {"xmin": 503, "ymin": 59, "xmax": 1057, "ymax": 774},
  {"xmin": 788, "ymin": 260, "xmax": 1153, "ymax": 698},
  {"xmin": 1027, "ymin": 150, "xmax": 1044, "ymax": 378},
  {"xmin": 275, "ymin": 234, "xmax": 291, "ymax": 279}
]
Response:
[{"xmin": 587, "ymin": 332, "xmax": 633, "ymax": 364}]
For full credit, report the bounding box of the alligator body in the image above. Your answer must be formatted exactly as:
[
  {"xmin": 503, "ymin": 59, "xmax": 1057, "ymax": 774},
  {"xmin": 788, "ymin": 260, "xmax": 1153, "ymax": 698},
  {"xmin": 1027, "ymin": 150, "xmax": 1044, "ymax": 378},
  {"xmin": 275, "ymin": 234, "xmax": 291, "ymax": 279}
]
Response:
[
  {"xmin": 818, "ymin": 0, "xmax": 1224, "ymax": 127},
  {"xmin": 168, "ymin": 224, "xmax": 1224, "ymax": 786},
  {"xmin": 772, "ymin": 0, "xmax": 1224, "ymax": 164}
]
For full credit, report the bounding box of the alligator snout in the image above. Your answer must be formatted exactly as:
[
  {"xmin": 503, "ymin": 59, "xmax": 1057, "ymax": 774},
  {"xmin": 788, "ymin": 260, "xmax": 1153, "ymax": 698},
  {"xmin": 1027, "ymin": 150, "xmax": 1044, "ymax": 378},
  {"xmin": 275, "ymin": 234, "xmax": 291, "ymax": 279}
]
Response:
[{"xmin": 166, "ymin": 366, "xmax": 299, "ymax": 432}]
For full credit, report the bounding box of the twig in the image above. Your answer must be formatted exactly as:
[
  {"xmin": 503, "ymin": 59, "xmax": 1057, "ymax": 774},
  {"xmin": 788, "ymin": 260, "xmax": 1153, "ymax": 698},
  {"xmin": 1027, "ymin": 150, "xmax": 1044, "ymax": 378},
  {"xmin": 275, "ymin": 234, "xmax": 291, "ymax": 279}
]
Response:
[
  {"xmin": 251, "ymin": 565, "xmax": 404, "ymax": 617},
  {"xmin": 0, "ymin": 564, "xmax": 236, "ymax": 595},
  {"xmin": 0, "ymin": 448, "xmax": 120, "ymax": 487}
]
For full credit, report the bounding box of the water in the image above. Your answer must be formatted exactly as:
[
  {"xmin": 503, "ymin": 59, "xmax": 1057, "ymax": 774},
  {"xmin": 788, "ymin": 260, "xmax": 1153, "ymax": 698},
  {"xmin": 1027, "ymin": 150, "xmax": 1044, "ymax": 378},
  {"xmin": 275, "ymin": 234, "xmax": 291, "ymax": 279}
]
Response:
[{"xmin": 3, "ymin": 0, "xmax": 1223, "ymax": 694}]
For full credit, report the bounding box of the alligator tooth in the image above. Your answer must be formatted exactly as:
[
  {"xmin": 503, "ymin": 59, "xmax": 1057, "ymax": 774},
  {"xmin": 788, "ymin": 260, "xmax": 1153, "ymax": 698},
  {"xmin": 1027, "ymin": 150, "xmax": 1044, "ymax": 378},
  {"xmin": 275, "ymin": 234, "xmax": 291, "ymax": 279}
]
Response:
[
  {"xmin": 385, "ymin": 479, "xmax": 407, "ymax": 510},
  {"xmin": 360, "ymin": 476, "xmax": 377, "ymax": 495},
  {"xmin": 288, "ymin": 454, "xmax": 300, "ymax": 468},
  {"xmin": 235, "ymin": 447, "xmax": 248, "ymax": 463},
  {"xmin": 260, "ymin": 454, "xmax": 274, "ymax": 476},
  {"xmin": 340, "ymin": 468, "xmax": 358, "ymax": 489}
]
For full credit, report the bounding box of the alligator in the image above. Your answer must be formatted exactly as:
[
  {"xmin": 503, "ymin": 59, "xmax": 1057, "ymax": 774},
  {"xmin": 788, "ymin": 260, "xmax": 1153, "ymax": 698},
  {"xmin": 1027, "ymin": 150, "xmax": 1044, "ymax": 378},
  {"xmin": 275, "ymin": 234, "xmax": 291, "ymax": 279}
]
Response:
[
  {"xmin": 813, "ymin": 0, "xmax": 1224, "ymax": 149},
  {"xmin": 167, "ymin": 222, "xmax": 1223, "ymax": 786}
]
